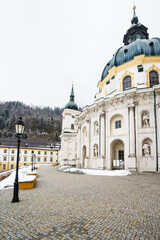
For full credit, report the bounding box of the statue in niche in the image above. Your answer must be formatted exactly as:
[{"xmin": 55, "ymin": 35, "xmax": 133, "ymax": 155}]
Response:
[
  {"xmin": 96, "ymin": 124, "xmax": 99, "ymax": 135},
  {"xmin": 94, "ymin": 123, "xmax": 99, "ymax": 135},
  {"xmin": 142, "ymin": 112, "xmax": 150, "ymax": 127},
  {"xmin": 142, "ymin": 142, "xmax": 150, "ymax": 156},
  {"xmin": 93, "ymin": 144, "xmax": 98, "ymax": 157}
]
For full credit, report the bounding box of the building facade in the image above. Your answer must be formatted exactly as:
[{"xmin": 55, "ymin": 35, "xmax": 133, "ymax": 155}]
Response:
[
  {"xmin": 0, "ymin": 138, "xmax": 61, "ymax": 171},
  {"xmin": 60, "ymin": 6, "xmax": 160, "ymax": 172}
]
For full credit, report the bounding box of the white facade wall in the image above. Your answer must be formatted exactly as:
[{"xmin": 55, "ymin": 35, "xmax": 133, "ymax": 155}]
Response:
[
  {"xmin": 95, "ymin": 61, "xmax": 160, "ymax": 100},
  {"xmin": 60, "ymin": 108, "xmax": 80, "ymax": 166},
  {"xmin": 61, "ymin": 60, "xmax": 160, "ymax": 172}
]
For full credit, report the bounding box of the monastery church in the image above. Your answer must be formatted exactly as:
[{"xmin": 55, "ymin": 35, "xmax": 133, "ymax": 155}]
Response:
[{"xmin": 60, "ymin": 6, "xmax": 160, "ymax": 172}]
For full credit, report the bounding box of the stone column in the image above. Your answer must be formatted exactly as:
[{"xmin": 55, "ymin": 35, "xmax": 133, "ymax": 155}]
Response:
[
  {"xmin": 101, "ymin": 112, "xmax": 105, "ymax": 157},
  {"xmin": 157, "ymin": 104, "xmax": 160, "ymax": 171},
  {"xmin": 99, "ymin": 115, "xmax": 101, "ymax": 156},
  {"xmin": 86, "ymin": 119, "xmax": 91, "ymax": 163},
  {"xmin": 127, "ymin": 104, "xmax": 136, "ymax": 171},
  {"xmin": 129, "ymin": 106, "xmax": 135, "ymax": 157},
  {"xmin": 76, "ymin": 126, "xmax": 81, "ymax": 167}
]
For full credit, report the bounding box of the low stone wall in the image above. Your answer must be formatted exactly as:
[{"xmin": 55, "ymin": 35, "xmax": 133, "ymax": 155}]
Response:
[{"xmin": 19, "ymin": 176, "xmax": 37, "ymax": 189}]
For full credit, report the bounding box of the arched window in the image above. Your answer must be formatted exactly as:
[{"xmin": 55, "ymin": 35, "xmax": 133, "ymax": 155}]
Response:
[
  {"xmin": 71, "ymin": 124, "xmax": 74, "ymax": 129},
  {"xmin": 123, "ymin": 75, "xmax": 131, "ymax": 90},
  {"xmin": 149, "ymin": 71, "xmax": 159, "ymax": 87}
]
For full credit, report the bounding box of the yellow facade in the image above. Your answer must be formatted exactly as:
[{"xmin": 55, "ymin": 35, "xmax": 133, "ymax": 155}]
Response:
[
  {"xmin": 0, "ymin": 146, "xmax": 60, "ymax": 171},
  {"xmin": 19, "ymin": 178, "xmax": 36, "ymax": 189}
]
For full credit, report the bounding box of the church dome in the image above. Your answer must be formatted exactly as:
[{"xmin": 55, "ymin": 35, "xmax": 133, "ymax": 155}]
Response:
[
  {"xmin": 101, "ymin": 7, "xmax": 160, "ymax": 81},
  {"xmin": 65, "ymin": 85, "xmax": 78, "ymax": 110},
  {"xmin": 65, "ymin": 101, "xmax": 78, "ymax": 110}
]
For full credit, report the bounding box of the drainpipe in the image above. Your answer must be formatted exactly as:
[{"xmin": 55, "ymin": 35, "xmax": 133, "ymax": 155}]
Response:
[{"xmin": 153, "ymin": 90, "xmax": 158, "ymax": 172}]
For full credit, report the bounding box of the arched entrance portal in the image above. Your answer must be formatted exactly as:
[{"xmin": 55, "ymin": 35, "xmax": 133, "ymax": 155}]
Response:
[
  {"xmin": 82, "ymin": 145, "xmax": 86, "ymax": 167},
  {"xmin": 110, "ymin": 139, "xmax": 125, "ymax": 170}
]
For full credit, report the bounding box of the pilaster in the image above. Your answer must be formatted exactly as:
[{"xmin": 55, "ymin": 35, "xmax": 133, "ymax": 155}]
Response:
[{"xmin": 127, "ymin": 103, "xmax": 137, "ymax": 171}]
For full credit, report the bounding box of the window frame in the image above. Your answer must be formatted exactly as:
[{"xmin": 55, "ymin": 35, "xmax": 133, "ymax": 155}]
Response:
[
  {"xmin": 3, "ymin": 164, "xmax": 6, "ymax": 170},
  {"xmin": 123, "ymin": 75, "xmax": 131, "ymax": 90},
  {"xmin": 115, "ymin": 120, "xmax": 121, "ymax": 129},
  {"xmin": 149, "ymin": 70, "xmax": 159, "ymax": 87}
]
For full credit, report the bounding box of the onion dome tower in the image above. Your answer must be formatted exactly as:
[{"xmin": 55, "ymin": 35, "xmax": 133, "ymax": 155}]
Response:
[{"xmin": 65, "ymin": 85, "xmax": 78, "ymax": 110}]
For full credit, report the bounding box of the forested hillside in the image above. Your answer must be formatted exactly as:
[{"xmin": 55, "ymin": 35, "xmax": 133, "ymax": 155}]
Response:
[{"xmin": 0, "ymin": 101, "xmax": 63, "ymax": 141}]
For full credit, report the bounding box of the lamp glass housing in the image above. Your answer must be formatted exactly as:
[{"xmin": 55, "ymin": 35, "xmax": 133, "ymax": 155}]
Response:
[{"xmin": 15, "ymin": 117, "xmax": 25, "ymax": 135}]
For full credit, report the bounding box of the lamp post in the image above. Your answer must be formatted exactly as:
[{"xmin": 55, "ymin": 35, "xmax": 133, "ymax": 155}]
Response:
[
  {"xmin": 56, "ymin": 150, "xmax": 58, "ymax": 163},
  {"xmin": 12, "ymin": 117, "xmax": 25, "ymax": 203},
  {"xmin": 56, "ymin": 145, "xmax": 60, "ymax": 164},
  {"xmin": 31, "ymin": 151, "xmax": 34, "ymax": 171}
]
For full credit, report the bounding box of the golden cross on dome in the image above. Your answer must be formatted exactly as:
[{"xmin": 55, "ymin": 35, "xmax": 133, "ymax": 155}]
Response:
[{"xmin": 133, "ymin": 0, "xmax": 136, "ymax": 10}]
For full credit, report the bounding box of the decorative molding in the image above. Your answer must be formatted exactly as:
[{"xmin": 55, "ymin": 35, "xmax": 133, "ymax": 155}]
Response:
[
  {"xmin": 145, "ymin": 64, "xmax": 160, "ymax": 87},
  {"xmin": 98, "ymin": 55, "xmax": 160, "ymax": 90},
  {"xmin": 127, "ymin": 103, "xmax": 135, "ymax": 109}
]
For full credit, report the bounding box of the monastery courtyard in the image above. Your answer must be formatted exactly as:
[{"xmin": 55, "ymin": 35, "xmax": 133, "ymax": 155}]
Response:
[{"xmin": 0, "ymin": 166, "xmax": 160, "ymax": 240}]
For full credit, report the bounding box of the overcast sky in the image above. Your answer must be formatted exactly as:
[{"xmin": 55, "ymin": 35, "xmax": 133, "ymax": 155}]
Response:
[{"xmin": 0, "ymin": 0, "xmax": 159, "ymax": 109}]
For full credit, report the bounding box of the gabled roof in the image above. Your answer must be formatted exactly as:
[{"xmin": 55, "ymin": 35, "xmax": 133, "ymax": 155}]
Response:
[{"xmin": 0, "ymin": 137, "xmax": 61, "ymax": 150}]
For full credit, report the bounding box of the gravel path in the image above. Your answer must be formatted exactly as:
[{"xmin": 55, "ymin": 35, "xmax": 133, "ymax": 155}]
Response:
[{"xmin": 0, "ymin": 165, "xmax": 160, "ymax": 239}]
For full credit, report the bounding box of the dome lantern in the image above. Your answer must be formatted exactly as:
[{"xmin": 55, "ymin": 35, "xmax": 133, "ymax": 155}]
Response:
[{"xmin": 123, "ymin": 6, "xmax": 149, "ymax": 46}]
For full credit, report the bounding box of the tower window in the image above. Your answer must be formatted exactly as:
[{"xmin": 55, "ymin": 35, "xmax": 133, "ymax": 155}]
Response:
[
  {"xmin": 71, "ymin": 124, "xmax": 74, "ymax": 129},
  {"xmin": 123, "ymin": 76, "xmax": 131, "ymax": 90},
  {"xmin": 136, "ymin": 33, "xmax": 141, "ymax": 39},
  {"xmin": 149, "ymin": 71, "xmax": 159, "ymax": 87}
]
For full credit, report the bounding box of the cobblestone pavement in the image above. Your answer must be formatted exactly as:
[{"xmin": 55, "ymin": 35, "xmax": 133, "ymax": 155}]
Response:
[{"xmin": 0, "ymin": 166, "xmax": 160, "ymax": 240}]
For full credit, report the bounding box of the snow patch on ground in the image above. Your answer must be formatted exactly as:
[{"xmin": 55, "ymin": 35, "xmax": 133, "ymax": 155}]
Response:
[
  {"xmin": 58, "ymin": 166, "xmax": 131, "ymax": 176},
  {"xmin": 0, "ymin": 167, "xmax": 37, "ymax": 191}
]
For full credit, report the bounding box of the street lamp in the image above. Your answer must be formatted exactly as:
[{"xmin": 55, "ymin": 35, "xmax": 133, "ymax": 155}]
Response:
[
  {"xmin": 56, "ymin": 150, "xmax": 58, "ymax": 163},
  {"xmin": 31, "ymin": 151, "xmax": 34, "ymax": 171},
  {"xmin": 12, "ymin": 117, "xmax": 25, "ymax": 203},
  {"xmin": 56, "ymin": 145, "xmax": 60, "ymax": 164},
  {"xmin": 34, "ymin": 154, "xmax": 36, "ymax": 169}
]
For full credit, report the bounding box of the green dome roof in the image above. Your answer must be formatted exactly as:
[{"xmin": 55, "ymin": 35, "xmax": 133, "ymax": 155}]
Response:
[
  {"xmin": 65, "ymin": 101, "xmax": 78, "ymax": 110},
  {"xmin": 101, "ymin": 9, "xmax": 160, "ymax": 81},
  {"xmin": 65, "ymin": 85, "xmax": 78, "ymax": 110}
]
